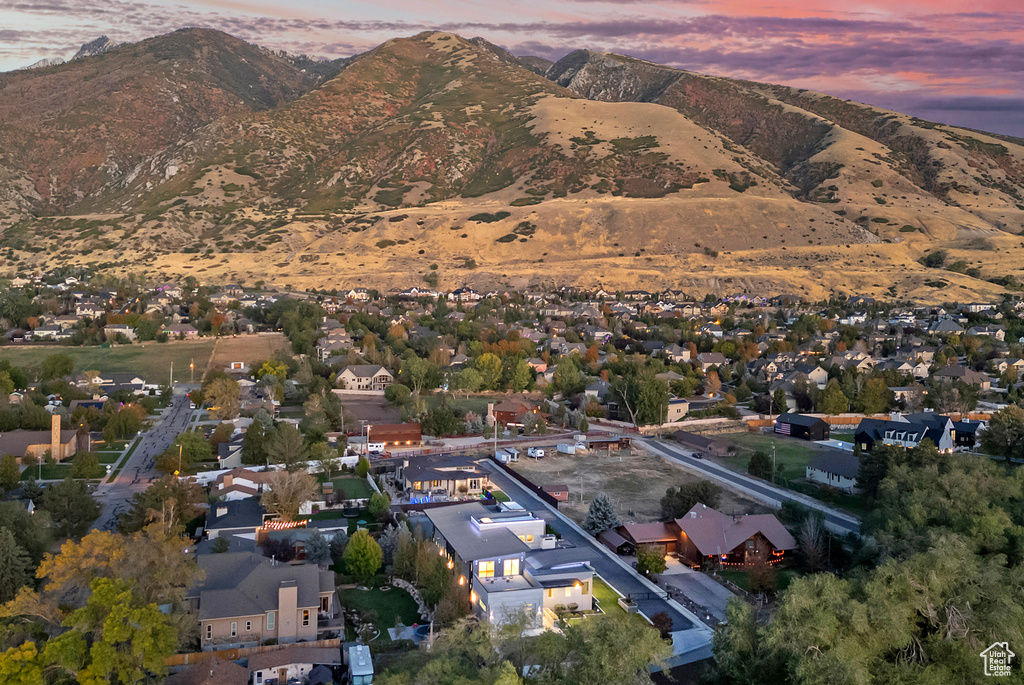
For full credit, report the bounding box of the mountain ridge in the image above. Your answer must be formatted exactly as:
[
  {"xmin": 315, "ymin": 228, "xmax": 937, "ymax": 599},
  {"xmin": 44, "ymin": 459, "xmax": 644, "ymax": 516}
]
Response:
[{"xmin": 0, "ymin": 28, "xmax": 1021, "ymax": 303}]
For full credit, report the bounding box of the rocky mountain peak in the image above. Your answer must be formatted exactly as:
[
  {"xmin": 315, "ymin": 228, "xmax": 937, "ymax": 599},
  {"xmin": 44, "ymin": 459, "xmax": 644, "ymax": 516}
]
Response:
[{"xmin": 72, "ymin": 36, "xmax": 118, "ymax": 60}]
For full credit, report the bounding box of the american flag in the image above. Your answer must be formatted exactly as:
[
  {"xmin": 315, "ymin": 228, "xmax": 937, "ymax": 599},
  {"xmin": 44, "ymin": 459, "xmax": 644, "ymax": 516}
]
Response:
[{"xmin": 775, "ymin": 423, "xmax": 791, "ymax": 436}]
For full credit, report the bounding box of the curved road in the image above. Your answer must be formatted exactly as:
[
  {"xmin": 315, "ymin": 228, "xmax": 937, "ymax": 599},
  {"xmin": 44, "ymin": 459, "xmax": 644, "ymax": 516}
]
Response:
[
  {"xmin": 641, "ymin": 438, "xmax": 861, "ymax": 536},
  {"xmin": 91, "ymin": 388, "xmax": 195, "ymax": 532}
]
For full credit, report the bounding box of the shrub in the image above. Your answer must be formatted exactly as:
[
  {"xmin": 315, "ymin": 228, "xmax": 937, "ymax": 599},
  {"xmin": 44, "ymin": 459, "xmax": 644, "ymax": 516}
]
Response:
[
  {"xmin": 496, "ymin": 234, "xmax": 517, "ymax": 243},
  {"xmin": 468, "ymin": 211, "xmax": 510, "ymax": 223}
]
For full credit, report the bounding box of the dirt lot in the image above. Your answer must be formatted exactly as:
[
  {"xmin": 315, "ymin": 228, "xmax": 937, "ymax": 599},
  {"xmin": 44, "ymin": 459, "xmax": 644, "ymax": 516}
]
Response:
[
  {"xmin": 337, "ymin": 394, "xmax": 402, "ymax": 423},
  {"xmin": 511, "ymin": 446, "xmax": 771, "ymax": 526},
  {"xmin": 206, "ymin": 333, "xmax": 289, "ymax": 374}
]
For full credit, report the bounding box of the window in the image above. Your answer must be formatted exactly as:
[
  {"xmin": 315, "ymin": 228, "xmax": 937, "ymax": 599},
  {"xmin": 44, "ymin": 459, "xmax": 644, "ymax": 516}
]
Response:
[
  {"xmin": 478, "ymin": 560, "xmax": 495, "ymax": 578},
  {"xmin": 266, "ymin": 611, "xmax": 275, "ymax": 631},
  {"xmin": 503, "ymin": 558, "xmax": 520, "ymax": 576},
  {"xmin": 205, "ymin": 624, "xmax": 212, "ymax": 640},
  {"xmin": 518, "ymin": 534, "xmax": 535, "ymax": 543},
  {"xmin": 256, "ymin": 673, "xmax": 263, "ymax": 684},
  {"xmin": 230, "ymin": 622, "xmax": 237, "ymax": 637},
  {"xmin": 581, "ymin": 581, "xmax": 589, "ymax": 594},
  {"xmin": 302, "ymin": 609, "xmax": 310, "ymax": 627},
  {"xmin": 245, "ymin": 621, "xmax": 252, "ymax": 632},
  {"xmin": 431, "ymin": 480, "xmax": 441, "ymax": 487},
  {"xmin": 547, "ymin": 589, "xmax": 553, "ymax": 598},
  {"xmin": 470, "ymin": 479, "xmax": 479, "ymax": 489},
  {"xmin": 564, "ymin": 588, "xmax": 572, "ymax": 598}
]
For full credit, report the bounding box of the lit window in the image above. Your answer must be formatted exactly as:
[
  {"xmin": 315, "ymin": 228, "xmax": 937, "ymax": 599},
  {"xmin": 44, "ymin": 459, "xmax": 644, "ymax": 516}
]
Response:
[
  {"xmin": 230, "ymin": 622, "xmax": 237, "ymax": 637},
  {"xmin": 302, "ymin": 610, "xmax": 310, "ymax": 627},
  {"xmin": 266, "ymin": 611, "xmax": 276, "ymax": 631},
  {"xmin": 581, "ymin": 581, "xmax": 589, "ymax": 594},
  {"xmin": 479, "ymin": 560, "xmax": 495, "ymax": 578},
  {"xmin": 547, "ymin": 589, "xmax": 553, "ymax": 598},
  {"xmin": 503, "ymin": 558, "xmax": 520, "ymax": 576},
  {"xmin": 526, "ymin": 535, "xmax": 534, "ymax": 543},
  {"xmin": 564, "ymin": 588, "xmax": 571, "ymax": 598}
]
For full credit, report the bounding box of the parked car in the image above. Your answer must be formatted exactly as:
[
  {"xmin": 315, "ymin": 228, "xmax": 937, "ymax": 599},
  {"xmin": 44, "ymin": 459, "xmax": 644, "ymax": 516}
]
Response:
[{"xmin": 527, "ymin": 447, "xmax": 545, "ymax": 458}]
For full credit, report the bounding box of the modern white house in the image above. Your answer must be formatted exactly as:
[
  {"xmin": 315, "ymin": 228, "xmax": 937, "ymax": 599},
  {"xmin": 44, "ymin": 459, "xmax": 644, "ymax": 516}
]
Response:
[{"xmin": 426, "ymin": 501, "xmax": 594, "ymax": 632}]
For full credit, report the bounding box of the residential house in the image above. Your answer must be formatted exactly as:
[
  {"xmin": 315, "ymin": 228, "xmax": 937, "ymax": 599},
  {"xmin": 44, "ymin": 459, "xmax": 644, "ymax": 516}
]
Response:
[
  {"xmin": 933, "ymin": 365, "xmax": 991, "ymax": 390},
  {"xmin": 205, "ymin": 498, "xmax": 267, "ymax": 539},
  {"xmin": 165, "ymin": 657, "xmax": 249, "ymax": 685},
  {"xmin": 663, "ymin": 343, "xmax": 691, "ymax": 363},
  {"xmin": 674, "ymin": 503, "xmax": 797, "ymax": 567},
  {"xmin": 673, "ymin": 431, "xmax": 730, "ymax": 457},
  {"xmin": 103, "ymin": 324, "xmax": 137, "ymax": 341},
  {"xmin": 249, "ymin": 646, "xmax": 342, "ymax": 685},
  {"xmin": 163, "ymin": 323, "xmax": 199, "ymax": 339},
  {"xmin": 337, "ymin": 364, "xmax": 393, "ymax": 391},
  {"xmin": 805, "ymin": 451, "xmax": 861, "ymax": 492},
  {"xmin": 540, "ymin": 484, "xmax": 569, "ymax": 502},
  {"xmin": 426, "ymin": 502, "xmax": 593, "ymax": 630},
  {"xmin": 187, "ymin": 552, "xmax": 337, "ymax": 650},
  {"xmin": 666, "ymin": 398, "xmax": 689, "ymax": 422},
  {"xmin": 398, "ymin": 455, "xmax": 489, "ymax": 499},
  {"xmin": 855, "ymin": 412, "xmax": 956, "ymax": 452},
  {"xmin": 697, "ymin": 352, "xmax": 727, "ymax": 372},
  {"xmin": 618, "ymin": 522, "xmax": 678, "ymax": 555},
  {"xmin": 490, "ymin": 399, "xmax": 541, "ymax": 427}
]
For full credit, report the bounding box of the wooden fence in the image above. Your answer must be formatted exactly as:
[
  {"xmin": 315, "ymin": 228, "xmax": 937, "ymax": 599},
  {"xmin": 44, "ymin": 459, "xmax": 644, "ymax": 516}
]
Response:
[{"xmin": 165, "ymin": 637, "xmax": 341, "ymax": 668}]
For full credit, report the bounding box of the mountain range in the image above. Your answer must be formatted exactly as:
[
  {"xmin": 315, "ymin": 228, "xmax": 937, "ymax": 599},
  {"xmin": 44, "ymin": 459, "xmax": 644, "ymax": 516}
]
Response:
[{"xmin": 1, "ymin": 28, "xmax": 1022, "ymax": 301}]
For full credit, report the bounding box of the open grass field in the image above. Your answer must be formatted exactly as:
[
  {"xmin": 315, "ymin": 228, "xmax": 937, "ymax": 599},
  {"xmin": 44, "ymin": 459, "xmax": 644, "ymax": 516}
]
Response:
[
  {"xmin": 512, "ymin": 446, "xmax": 771, "ymax": 526},
  {"xmin": 720, "ymin": 432, "xmax": 825, "ymax": 481},
  {"xmin": 0, "ymin": 339, "xmax": 216, "ymax": 385},
  {"xmin": 320, "ymin": 475, "xmax": 374, "ymax": 500},
  {"xmin": 205, "ymin": 333, "xmax": 289, "ymax": 375}
]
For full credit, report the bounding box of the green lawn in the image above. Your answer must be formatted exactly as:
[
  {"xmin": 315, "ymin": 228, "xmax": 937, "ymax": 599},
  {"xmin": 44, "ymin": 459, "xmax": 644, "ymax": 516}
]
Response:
[
  {"xmin": 339, "ymin": 586, "xmax": 421, "ymax": 642},
  {"xmin": 425, "ymin": 395, "xmax": 493, "ymax": 415},
  {"xmin": 719, "ymin": 568, "xmax": 799, "ymax": 594},
  {"xmin": 488, "ymin": 489, "xmax": 510, "ymax": 503},
  {"xmin": 97, "ymin": 452, "xmax": 121, "ymax": 464},
  {"xmin": 20, "ymin": 463, "xmax": 72, "ymax": 480},
  {"xmin": 722, "ymin": 433, "xmax": 822, "ymax": 479},
  {"xmin": 321, "ymin": 476, "xmax": 373, "ymax": 500},
  {"xmin": 0, "ymin": 340, "xmax": 216, "ymax": 385},
  {"xmin": 592, "ymin": 576, "xmax": 626, "ymax": 616}
]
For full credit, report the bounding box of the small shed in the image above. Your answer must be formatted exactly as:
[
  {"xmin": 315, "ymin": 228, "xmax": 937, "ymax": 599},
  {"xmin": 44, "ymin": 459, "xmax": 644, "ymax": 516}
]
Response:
[
  {"xmin": 774, "ymin": 413, "xmax": 830, "ymax": 441},
  {"xmin": 541, "ymin": 484, "xmax": 569, "ymax": 502},
  {"xmin": 598, "ymin": 528, "xmax": 635, "ymax": 555}
]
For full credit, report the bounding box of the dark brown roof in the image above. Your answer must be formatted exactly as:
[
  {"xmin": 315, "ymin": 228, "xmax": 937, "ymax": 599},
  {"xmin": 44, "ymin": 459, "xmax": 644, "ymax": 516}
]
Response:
[
  {"xmin": 165, "ymin": 658, "xmax": 248, "ymax": 685},
  {"xmin": 368, "ymin": 423, "xmax": 421, "ymax": 442},
  {"xmin": 541, "ymin": 484, "xmax": 568, "ymax": 493},
  {"xmin": 619, "ymin": 522, "xmax": 677, "ymax": 545},
  {"xmin": 0, "ymin": 429, "xmax": 77, "ymax": 457},
  {"xmin": 675, "ymin": 503, "xmax": 796, "ymax": 556}
]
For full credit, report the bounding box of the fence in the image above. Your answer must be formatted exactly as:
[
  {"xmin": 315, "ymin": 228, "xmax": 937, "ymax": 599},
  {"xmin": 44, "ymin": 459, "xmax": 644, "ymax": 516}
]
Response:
[{"xmin": 165, "ymin": 637, "xmax": 341, "ymax": 668}]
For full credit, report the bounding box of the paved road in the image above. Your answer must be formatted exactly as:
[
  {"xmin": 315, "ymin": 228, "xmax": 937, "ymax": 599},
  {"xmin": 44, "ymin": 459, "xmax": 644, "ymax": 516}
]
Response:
[
  {"xmin": 640, "ymin": 438, "xmax": 861, "ymax": 536},
  {"xmin": 480, "ymin": 463, "xmax": 714, "ymax": 660},
  {"xmin": 91, "ymin": 388, "xmax": 195, "ymax": 532}
]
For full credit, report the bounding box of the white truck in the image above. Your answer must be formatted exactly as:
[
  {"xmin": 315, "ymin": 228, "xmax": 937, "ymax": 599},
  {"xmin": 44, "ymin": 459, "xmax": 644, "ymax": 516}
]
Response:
[{"xmin": 527, "ymin": 447, "xmax": 545, "ymax": 459}]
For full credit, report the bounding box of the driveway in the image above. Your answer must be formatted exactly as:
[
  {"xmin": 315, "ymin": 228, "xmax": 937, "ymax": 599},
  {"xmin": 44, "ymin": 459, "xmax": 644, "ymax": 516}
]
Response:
[
  {"xmin": 640, "ymin": 438, "xmax": 861, "ymax": 536},
  {"xmin": 657, "ymin": 559, "xmax": 736, "ymax": 623}
]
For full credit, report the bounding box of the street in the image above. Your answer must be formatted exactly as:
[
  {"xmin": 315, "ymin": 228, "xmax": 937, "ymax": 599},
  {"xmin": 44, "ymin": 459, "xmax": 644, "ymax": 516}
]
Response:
[
  {"xmin": 640, "ymin": 438, "xmax": 862, "ymax": 536},
  {"xmin": 91, "ymin": 388, "xmax": 196, "ymax": 532}
]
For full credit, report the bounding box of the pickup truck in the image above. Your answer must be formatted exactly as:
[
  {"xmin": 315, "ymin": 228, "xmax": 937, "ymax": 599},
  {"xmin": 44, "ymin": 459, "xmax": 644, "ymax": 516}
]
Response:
[{"xmin": 527, "ymin": 447, "xmax": 545, "ymax": 458}]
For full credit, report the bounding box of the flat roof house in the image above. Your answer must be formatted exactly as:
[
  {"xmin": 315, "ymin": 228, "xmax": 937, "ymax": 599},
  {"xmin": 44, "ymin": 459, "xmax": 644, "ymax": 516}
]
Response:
[
  {"xmin": 400, "ymin": 455, "xmax": 489, "ymax": 500},
  {"xmin": 426, "ymin": 502, "xmax": 593, "ymax": 631},
  {"xmin": 187, "ymin": 552, "xmax": 337, "ymax": 651}
]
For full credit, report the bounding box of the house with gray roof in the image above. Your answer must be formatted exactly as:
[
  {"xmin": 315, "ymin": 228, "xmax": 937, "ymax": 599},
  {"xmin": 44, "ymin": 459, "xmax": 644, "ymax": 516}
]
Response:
[
  {"xmin": 806, "ymin": 451, "xmax": 861, "ymax": 492},
  {"xmin": 186, "ymin": 552, "xmax": 336, "ymax": 651}
]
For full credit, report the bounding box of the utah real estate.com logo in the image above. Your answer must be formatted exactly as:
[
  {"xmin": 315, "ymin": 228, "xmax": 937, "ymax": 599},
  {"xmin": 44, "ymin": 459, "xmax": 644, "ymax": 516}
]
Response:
[{"xmin": 981, "ymin": 642, "xmax": 1015, "ymax": 677}]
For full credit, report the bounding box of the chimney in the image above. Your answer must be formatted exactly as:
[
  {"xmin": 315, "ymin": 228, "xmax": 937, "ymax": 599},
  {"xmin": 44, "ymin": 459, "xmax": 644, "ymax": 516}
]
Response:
[{"xmin": 51, "ymin": 413, "xmax": 61, "ymax": 459}]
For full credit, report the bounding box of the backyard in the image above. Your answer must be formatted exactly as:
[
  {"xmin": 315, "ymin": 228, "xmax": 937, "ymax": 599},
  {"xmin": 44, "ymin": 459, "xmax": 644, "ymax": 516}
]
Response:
[
  {"xmin": 718, "ymin": 431, "xmax": 869, "ymax": 517},
  {"xmin": 339, "ymin": 586, "xmax": 420, "ymax": 644},
  {"xmin": 512, "ymin": 446, "xmax": 772, "ymax": 526},
  {"xmin": 318, "ymin": 475, "xmax": 374, "ymax": 500}
]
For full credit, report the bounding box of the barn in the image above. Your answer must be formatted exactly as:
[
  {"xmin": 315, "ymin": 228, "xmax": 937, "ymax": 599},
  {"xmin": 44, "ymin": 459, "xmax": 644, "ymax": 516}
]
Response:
[{"xmin": 774, "ymin": 413, "xmax": 830, "ymax": 441}]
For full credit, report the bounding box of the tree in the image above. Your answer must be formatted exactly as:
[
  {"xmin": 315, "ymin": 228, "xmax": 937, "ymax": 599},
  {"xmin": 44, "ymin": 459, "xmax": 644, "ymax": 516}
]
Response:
[
  {"xmin": 451, "ymin": 368, "xmax": 482, "ymax": 397},
  {"xmin": 155, "ymin": 430, "xmax": 211, "ymax": 474},
  {"xmin": 310, "ymin": 442, "xmax": 340, "ymax": 480},
  {"xmin": 705, "ymin": 370, "xmax": 722, "ymax": 397},
  {"xmin": 40, "ymin": 478, "xmax": 100, "ymax": 538},
  {"xmin": 401, "ymin": 356, "xmax": 441, "ymax": 395},
  {"xmin": 980, "ymin": 405, "xmax": 1024, "ymax": 463},
  {"xmin": 117, "ymin": 475, "xmax": 205, "ymax": 534},
  {"xmin": 797, "ymin": 513, "xmax": 826, "ymax": 572},
  {"xmin": 651, "ymin": 611, "xmax": 673, "ymax": 639},
  {"xmin": 582, "ymin": 492, "xmax": 619, "ymax": 535},
  {"xmin": 343, "ymin": 529, "xmax": 383, "ymax": 584},
  {"xmin": 69, "ymin": 452, "xmax": 104, "ymax": 480},
  {"xmin": 384, "ymin": 384, "xmax": 411, "ymax": 406},
  {"xmin": 508, "ymin": 359, "xmax": 532, "ymax": 393},
  {"xmin": 659, "ymin": 481, "xmax": 723, "ymax": 519},
  {"xmin": 204, "ymin": 376, "xmax": 240, "ymax": 420},
  {"xmin": 355, "ymin": 456, "xmax": 370, "ymax": 478},
  {"xmin": 0, "ymin": 454, "xmax": 19, "ymax": 493},
  {"xmin": 818, "ymin": 379, "xmax": 848, "ymax": 415},
  {"xmin": 857, "ymin": 376, "xmax": 892, "ymax": 415},
  {"xmin": 367, "ymin": 491, "xmax": 391, "ymax": 519},
  {"xmin": 612, "ymin": 366, "xmax": 670, "ymax": 426},
  {"xmin": 261, "ymin": 470, "xmax": 318, "ymax": 522},
  {"xmin": 241, "ymin": 420, "xmax": 268, "ymax": 465},
  {"xmin": 267, "ymin": 424, "xmax": 307, "ymax": 471},
  {"xmin": 636, "ymin": 544, "xmax": 667, "ymax": 577},
  {"xmin": 0, "ymin": 527, "xmax": 31, "ymax": 603},
  {"xmin": 553, "ymin": 357, "xmax": 586, "ymax": 397},
  {"xmin": 772, "ymin": 388, "xmax": 788, "ymax": 414},
  {"xmin": 305, "ymin": 529, "xmax": 331, "ymax": 567},
  {"xmin": 475, "ymin": 353, "xmax": 503, "ymax": 390},
  {"xmin": 747, "ymin": 450, "xmax": 773, "ymax": 480},
  {"xmin": 40, "ymin": 353, "xmax": 74, "ymax": 381}
]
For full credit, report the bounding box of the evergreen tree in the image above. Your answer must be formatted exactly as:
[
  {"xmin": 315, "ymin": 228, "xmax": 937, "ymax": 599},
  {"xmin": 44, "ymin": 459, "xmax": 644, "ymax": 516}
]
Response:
[
  {"xmin": 343, "ymin": 529, "xmax": 383, "ymax": 584},
  {"xmin": 0, "ymin": 527, "xmax": 31, "ymax": 602},
  {"xmin": 747, "ymin": 450, "xmax": 773, "ymax": 480},
  {"xmin": 583, "ymin": 492, "xmax": 619, "ymax": 535},
  {"xmin": 305, "ymin": 529, "xmax": 331, "ymax": 567},
  {"xmin": 772, "ymin": 388, "xmax": 788, "ymax": 414},
  {"xmin": 819, "ymin": 379, "xmax": 849, "ymax": 415}
]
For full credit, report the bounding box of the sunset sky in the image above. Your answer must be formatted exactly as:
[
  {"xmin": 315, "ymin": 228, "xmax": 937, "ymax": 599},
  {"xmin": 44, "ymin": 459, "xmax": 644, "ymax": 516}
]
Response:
[{"xmin": 2, "ymin": 0, "xmax": 1021, "ymax": 135}]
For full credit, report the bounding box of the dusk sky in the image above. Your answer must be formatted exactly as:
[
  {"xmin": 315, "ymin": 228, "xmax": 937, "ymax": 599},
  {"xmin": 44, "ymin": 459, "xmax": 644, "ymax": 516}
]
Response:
[{"xmin": 2, "ymin": 0, "xmax": 1022, "ymax": 136}]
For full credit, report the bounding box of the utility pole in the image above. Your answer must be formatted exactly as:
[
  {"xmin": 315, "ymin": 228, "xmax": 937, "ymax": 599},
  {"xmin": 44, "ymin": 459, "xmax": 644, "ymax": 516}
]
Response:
[
  {"xmin": 771, "ymin": 441, "xmax": 776, "ymax": 485},
  {"xmin": 580, "ymin": 475, "xmax": 584, "ymax": 504},
  {"xmin": 190, "ymin": 358, "xmax": 195, "ymax": 384},
  {"xmin": 169, "ymin": 361, "xmax": 173, "ymax": 388}
]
